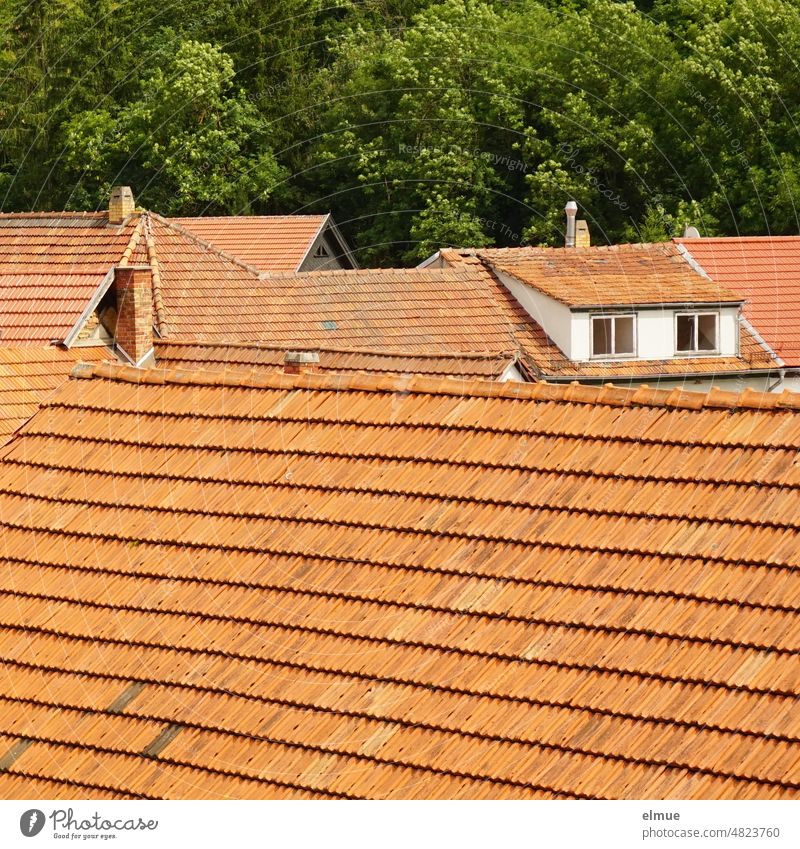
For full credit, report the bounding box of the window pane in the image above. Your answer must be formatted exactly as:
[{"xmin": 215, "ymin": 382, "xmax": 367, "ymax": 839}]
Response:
[
  {"xmin": 592, "ymin": 318, "xmax": 612, "ymax": 356},
  {"xmin": 676, "ymin": 315, "xmax": 695, "ymax": 351},
  {"xmin": 697, "ymin": 314, "xmax": 717, "ymax": 350},
  {"xmin": 614, "ymin": 316, "xmax": 634, "ymax": 354}
]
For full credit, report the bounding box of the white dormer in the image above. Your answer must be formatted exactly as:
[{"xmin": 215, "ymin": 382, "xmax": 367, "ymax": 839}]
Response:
[
  {"xmin": 483, "ymin": 242, "xmax": 745, "ymax": 365},
  {"xmin": 569, "ymin": 304, "xmax": 740, "ymax": 362}
]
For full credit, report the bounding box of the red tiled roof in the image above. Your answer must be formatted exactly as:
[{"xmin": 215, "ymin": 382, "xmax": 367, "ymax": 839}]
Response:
[
  {"xmin": 472, "ymin": 243, "xmax": 742, "ymax": 306},
  {"xmin": 154, "ymin": 340, "xmax": 523, "ymax": 380},
  {"xmin": 0, "ymin": 345, "xmax": 111, "ymax": 444},
  {"xmin": 144, "ymin": 222, "xmax": 549, "ymax": 359},
  {"xmin": 442, "ymin": 251, "xmax": 777, "ymax": 379},
  {"xmin": 676, "ymin": 236, "xmax": 800, "ymax": 367},
  {"xmin": 543, "ymin": 323, "xmax": 777, "ymax": 379},
  {"xmin": 171, "ymin": 215, "xmax": 328, "ymax": 272},
  {"xmin": 0, "ymin": 361, "xmax": 798, "ymax": 799},
  {"xmin": 0, "ymin": 213, "xmax": 139, "ymax": 344}
]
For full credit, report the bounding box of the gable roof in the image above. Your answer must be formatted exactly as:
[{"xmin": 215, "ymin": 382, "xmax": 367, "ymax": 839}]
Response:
[
  {"xmin": 171, "ymin": 214, "xmax": 337, "ymax": 272},
  {"xmin": 675, "ymin": 236, "xmax": 800, "ymax": 367},
  {"xmin": 142, "ymin": 231, "xmax": 550, "ymax": 363},
  {"xmin": 471, "ymin": 243, "xmax": 743, "ymax": 307},
  {"xmin": 0, "ymin": 360, "xmax": 798, "ymax": 799},
  {"xmin": 154, "ymin": 340, "xmax": 525, "ymax": 381},
  {"xmin": 0, "ymin": 212, "xmax": 139, "ymax": 344},
  {"xmin": 0, "ymin": 345, "xmax": 111, "ymax": 445},
  {"xmin": 440, "ymin": 251, "xmax": 778, "ymax": 380}
]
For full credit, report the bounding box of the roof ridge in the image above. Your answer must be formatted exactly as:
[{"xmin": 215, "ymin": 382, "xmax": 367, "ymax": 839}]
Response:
[
  {"xmin": 118, "ymin": 215, "xmax": 144, "ymax": 267},
  {"xmin": 142, "ymin": 213, "xmax": 169, "ymax": 335},
  {"xmin": 70, "ymin": 360, "xmax": 800, "ymax": 413},
  {"xmin": 153, "ymin": 339, "xmax": 519, "ymax": 360},
  {"xmin": 152, "ymin": 212, "xmax": 265, "ymax": 280},
  {"xmin": 675, "ymin": 235, "xmax": 800, "ymax": 243},
  {"xmin": 477, "ymin": 242, "xmax": 676, "ymax": 254},
  {"xmin": 259, "ymin": 265, "xmax": 485, "ymax": 280},
  {"xmin": 172, "ymin": 214, "xmax": 327, "ymax": 222},
  {"xmin": 0, "ymin": 210, "xmax": 107, "ymax": 219}
]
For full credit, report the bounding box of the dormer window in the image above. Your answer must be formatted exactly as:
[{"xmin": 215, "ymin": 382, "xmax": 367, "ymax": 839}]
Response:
[
  {"xmin": 676, "ymin": 312, "xmax": 718, "ymax": 354},
  {"xmin": 591, "ymin": 313, "xmax": 635, "ymax": 358}
]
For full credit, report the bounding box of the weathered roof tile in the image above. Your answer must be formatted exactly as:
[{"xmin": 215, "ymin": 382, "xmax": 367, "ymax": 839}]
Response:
[{"xmin": 0, "ymin": 362, "xmax": 797, "ymax": 798}]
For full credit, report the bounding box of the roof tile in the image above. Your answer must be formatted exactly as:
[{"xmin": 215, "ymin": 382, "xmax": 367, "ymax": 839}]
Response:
[
  {"xmin": 676, "ymin": 236, "xmax": 800, "ymax": 367},
  {"xmin": 0, "ymin": 362, "xmax": 797, "ymax": 798},
  {"xmin": 171, "ymin": 215, "xmax": 328, "ymax": 272},
  {"xmin": 473, "ymin": 243, "xmax": 742, "ymax": 306}
]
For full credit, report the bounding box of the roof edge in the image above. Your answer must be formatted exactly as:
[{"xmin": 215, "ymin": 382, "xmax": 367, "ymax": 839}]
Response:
[
  {"xmin": 297, "ymin": 214, "xmax": 359, "ymax": 271},
  {"xmin": 69, "ymin": 360, "xmax": 800, "ymax": 412},
  {"xmin": 62, "ymin": 266, "xmax": 117, "ymax": 348},
  {"xmin": 153, "ymin": 338, "xmax": 519, "ymax": 360}
]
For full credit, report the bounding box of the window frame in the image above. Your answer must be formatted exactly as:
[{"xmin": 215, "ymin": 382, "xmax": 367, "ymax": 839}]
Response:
[
  {"xmin": 589, "ymin": 312, "xmax": 637, "ymax": 359},
  {"xmin": 674, "ymin": 310, "xmax": 719, "ymax": 356}
]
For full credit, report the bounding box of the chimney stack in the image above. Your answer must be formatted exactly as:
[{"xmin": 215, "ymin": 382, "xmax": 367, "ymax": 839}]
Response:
[
  {"xmin": 575, "ymin": 219, "xmax": 590, "ymax": 247},
  {"xmin": 564, "ymin": 201, "xmax": 578, "ymax": 247},
  {"xmin": 109, "ymin": 186, "xmax": 135, "ymax": 224},
  {"xmin": 284, "ymin": 350, "xmax": 320, "ymax": 375},
  {"xmin": 114, "ymin": 266, "xmax": 154, "ymax": 366}
]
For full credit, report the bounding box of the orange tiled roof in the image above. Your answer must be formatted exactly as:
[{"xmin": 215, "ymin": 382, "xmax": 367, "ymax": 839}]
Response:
[
  {"xmin": 0, "ymin": 212, "xmax": 139, "ymax": 344},
  {"xmin": 442, "ymin": 251, "xmax": 778, "ymax": 379},
  {"xmin": 0, "ymin": 360, "xmax": 798, "ymax": 799},
  {"xmin": 542, "ymin": 322, "xmax": 777, "ymax": 379},
  {"xmin": 144, "ymin": 219, "xmax": 549, "ymax": 360},
  {"xmin": 0, "ymin": 345, "xmax": 111, "ymax": 444},
  {"xmin": 171, "ymin": 215, "xmax": 329, "ymax": 272},
  {"xmin": 154, "ymin": 340, "xmax": 524, "ymax": 380},
  {"xmin": 471, "ymin": 243, "xmax": 743, "ymax": 307},
  {"xmin": 676, "ymin": 236, "xmax": 800, "ymax": 367}
]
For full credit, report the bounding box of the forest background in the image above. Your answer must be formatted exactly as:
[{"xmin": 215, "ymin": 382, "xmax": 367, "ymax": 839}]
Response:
[{"xmin": 1, "ymin": 0, "xmax": 798, "ymax": 264}]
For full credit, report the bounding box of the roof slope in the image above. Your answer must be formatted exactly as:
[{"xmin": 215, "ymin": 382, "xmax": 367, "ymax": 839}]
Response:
[
  {"xmin": 155, "ymin": 340, "xmax": 522, "ymax": 380},
  {"xmin": 676, "ymin": 236, "xmax": 800, "ymax": 367},
  {"xmin": 442, "ymin": 251, "xmax": 777, "ymax": 379},
  {"xmin": 0, "ymin": 213, "xmax": 138, "ymax": 344},
  {"xmin": 144, "ymin": 225, "xmax": 551, "ymax": 360},
  {"xmin": 0, "ymin": 361, "xmax": 798, "ymax": 799},
  {"xmin": 0, "ymin": 345, "xmax": 111, "ymax": 445},
  {"xmin": 475, "ymin": 243, "xmax": 742, "ymax": 307},
  {"xmin": 171, "ymin": 215, "xmax": 328, "ymax": 272}
]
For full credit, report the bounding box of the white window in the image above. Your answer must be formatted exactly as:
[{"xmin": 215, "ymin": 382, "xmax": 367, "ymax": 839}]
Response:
[
  {"xmin": 591, "ymin": 314, "xmax": 636, "ymax": 358},
  {"xmin": 676, "ymin": 312, "xmax": 718, "ymax": 354}
]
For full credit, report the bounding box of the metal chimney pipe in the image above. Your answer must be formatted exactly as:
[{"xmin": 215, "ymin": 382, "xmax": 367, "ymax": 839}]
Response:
[{"xmin": 565, "ymin": 201, "xmax": 578, "ymax": 248}]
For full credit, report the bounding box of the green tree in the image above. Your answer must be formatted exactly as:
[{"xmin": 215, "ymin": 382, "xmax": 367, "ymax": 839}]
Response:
[{"xmin": 63, "ymin": 40, "xmax": 284, "ymax": 213}]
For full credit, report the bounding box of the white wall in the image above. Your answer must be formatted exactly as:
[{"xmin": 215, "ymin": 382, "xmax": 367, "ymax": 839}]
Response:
[
  {"xmin": 493, "ymin": 268, "xmax": 574, "ymax": 357},
  {"xmin": 570, "ymin": 305, "xmax": 740, "ymax": 362}
]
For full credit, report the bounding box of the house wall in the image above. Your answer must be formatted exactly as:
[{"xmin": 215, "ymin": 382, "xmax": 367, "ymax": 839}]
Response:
[
  {"xmin": 499, "ymin": 362, "xmax": 525, "ymax": 382},
  {"xmin": 299, "ymin": 229, "xmax": 354, "ymax": 271},
  {"xmin": 570, "ymin": 305, "xmax": 740, "ymax": 362},
  {"xmin": 781, "ymin": 373, "xmax": 800, "ymax": 392},
  {"xmin": 493, "ymin": 268, "xmax": 574, "ymax": 357}
]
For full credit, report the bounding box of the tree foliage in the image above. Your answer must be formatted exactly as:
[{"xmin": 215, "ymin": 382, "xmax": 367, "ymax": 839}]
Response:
[{"xmin": 1, "ymin": 0, "xmax": 799, "ymax": 262}]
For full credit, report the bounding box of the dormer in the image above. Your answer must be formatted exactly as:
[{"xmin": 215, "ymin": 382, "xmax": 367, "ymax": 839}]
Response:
[{"xmin": 477, "ymin": 227, "xmax": 745, "ymax": 367}]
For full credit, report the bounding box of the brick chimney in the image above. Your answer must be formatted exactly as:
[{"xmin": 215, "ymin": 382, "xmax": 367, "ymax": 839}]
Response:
[
  {"xmin": 575, "ymin": 219, "xmax": 590, "ymax": 247},
  {"xmin": 284, "ymin": 351, "xmax": 320, "ymax": 374},
  {"xmin": 109, "ymin": 186, "xmax": 135, "ymax": 224},
  {"xmin": 114, "ymin": 266, "xmax": 154, "ymax": 366}
]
